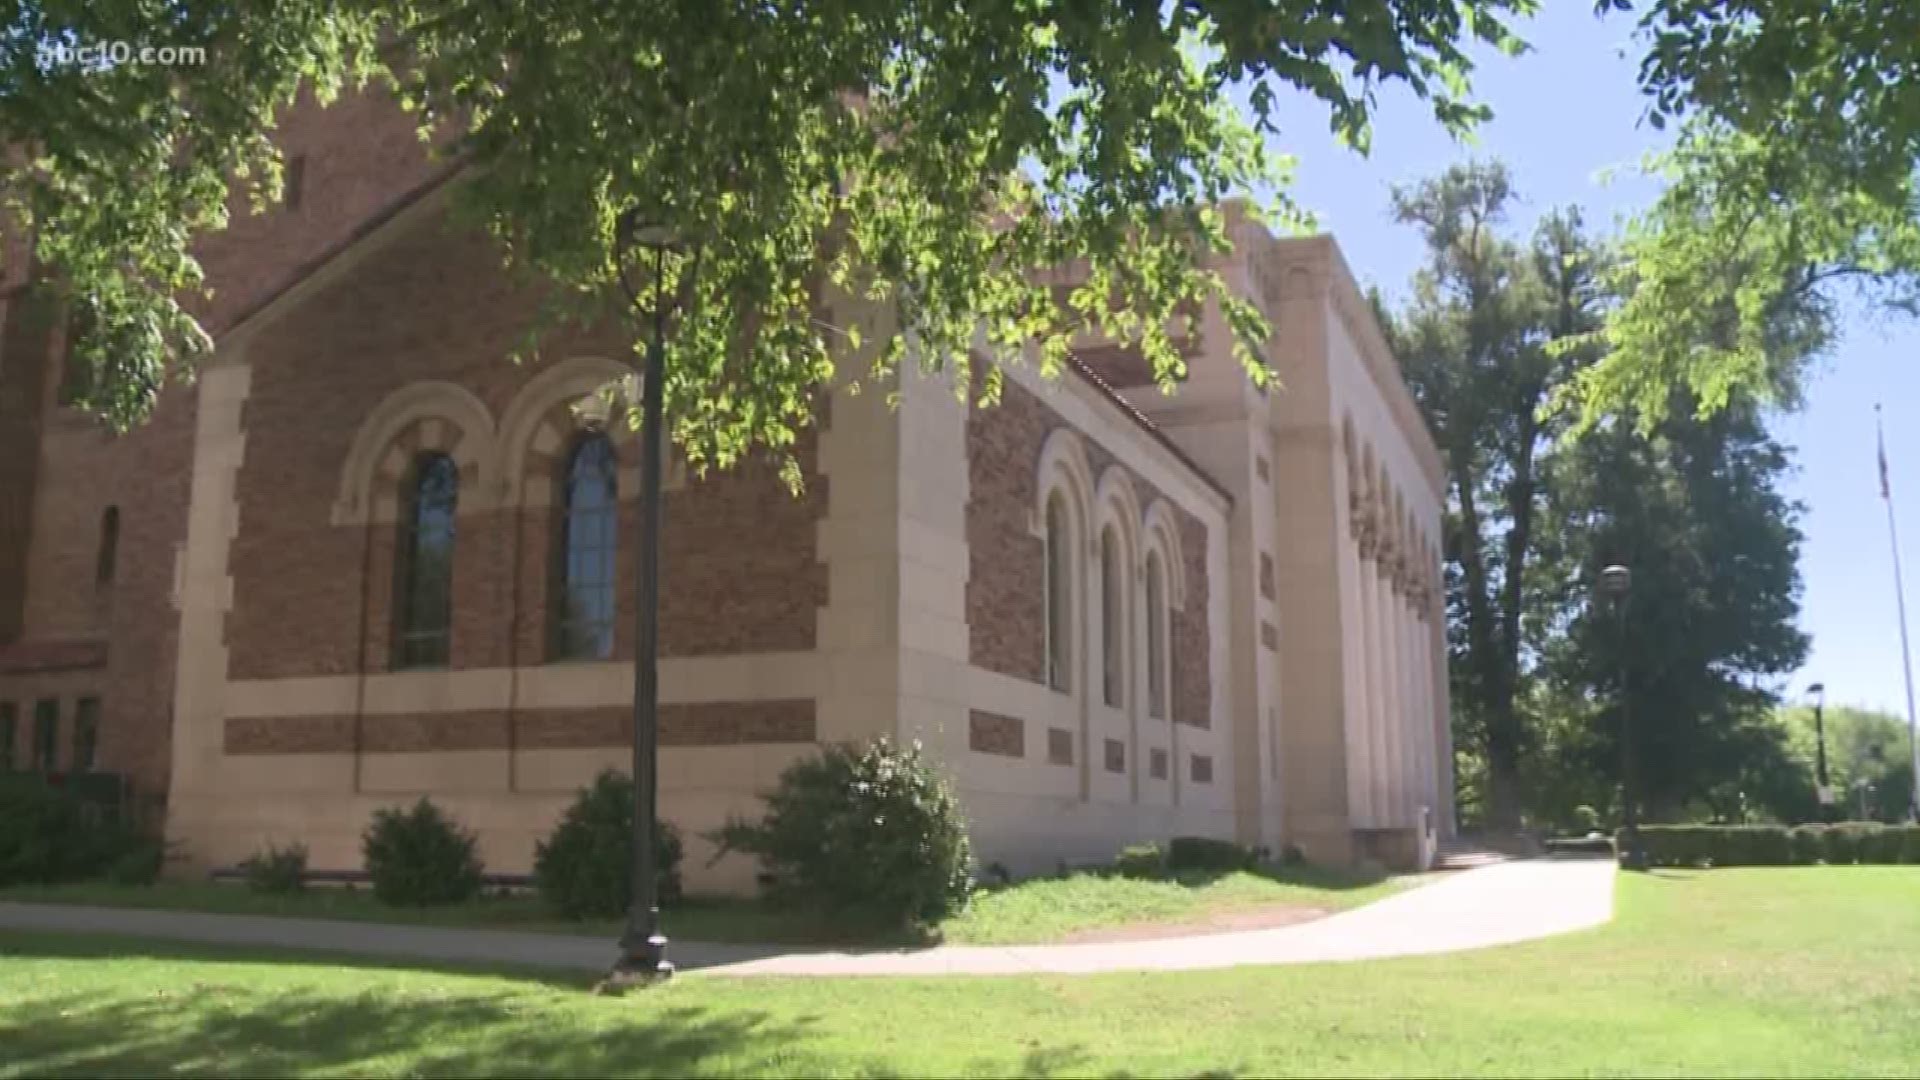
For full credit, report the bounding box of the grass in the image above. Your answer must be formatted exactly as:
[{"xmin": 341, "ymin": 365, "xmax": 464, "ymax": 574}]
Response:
[
  {"xmin": 945, "ymin": 864, "xmax": 1407, "ymax": 944},
  {"xmin": 3, "ymin": 868, "xmax": 1918, "ymax": 1076},
  {"xmin": 0, "ymin": 863, "xmax": 1406, "ymax": 948}
]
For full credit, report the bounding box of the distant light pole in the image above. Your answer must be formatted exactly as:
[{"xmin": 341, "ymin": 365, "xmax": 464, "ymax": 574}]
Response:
[
  {"xmin": 600, "ymin": 211, "xmax": 700, "ymax": 990},
  {"xmin": 1807, "ymin": 683, "xmax": 1833, "ymax": 819},
  {"xmin": 1600, "ymin": 564, "xmax": 1645, "ymax": 870}
]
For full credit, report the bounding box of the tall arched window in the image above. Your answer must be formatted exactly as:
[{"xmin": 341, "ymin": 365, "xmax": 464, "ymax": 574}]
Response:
[
  {"xmin": 96, "ymin": 506, "xmax": 119, "ymax": 585},
  {"xmin": 553, "ymin": 433, "xmax": 618, "ymax": 659},
  {"xmin": 394, "ymin": 453, "xmax": 458, "ymax": 668},
  {"xmin": 1146, "ymin": 551, "xmax": 1168, "ymax": 720},
  {"xmin": 1101, "ymin": 526, "xmax": 1124, "ymax": 708},
  {"xmin": 1044, "ymin": 492, "xmax": 1073, "ymax": 692}
]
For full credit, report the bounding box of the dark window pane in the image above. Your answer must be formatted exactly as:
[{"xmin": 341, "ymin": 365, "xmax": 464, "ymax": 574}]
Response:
[
  {"xmin": 1102, "ymin": 528, "xmax": 1123, "ymax": 707},
  {"xmin": 32, "ymin": 699, "xmax": 58, "ymax": 772},
  {"xmin": 553, "ymin": 435, "xmax": 618, "ymax": 660},
  {"xmin": 0, "ymin": 702, "xmax": 15, "ymax": 770},
  {"xmin": 1147, "ymin": 556, "xmax": 1167, "ymax": 720},
  {"xmin": 73, "ymin": 697, "xmax": 100, "ymax": 773},
  {"xmin": 1045, "ymin": 495, "xmax": 1072, "ymax": 692},
  {"xmin": 393, "ymin": 453, "xmax": 458, "ymax": 668},
  {"xmin": 97, "ymin": 506, "xmax": 120, "ymax": 585}
]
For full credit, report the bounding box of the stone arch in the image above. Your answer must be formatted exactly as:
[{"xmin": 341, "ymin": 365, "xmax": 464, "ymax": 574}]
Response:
[
  {"xmin": 1091, "ymin": 467, "xmax": 1143, "ymax": 710},
  {"xmin": 1033, "ymin": 427, "xmax": 1096, "ymax": 541},
  {"xmin": 497, "ymin": 356, "xmax": 683, "ymax": 508},
  {"xmin": 332, "ymin": 380, "xmax": 496, "ymax": 525},
  {"xmin": 1141, "ymin": 499, "xmax": 1189, "ymax": 610}
]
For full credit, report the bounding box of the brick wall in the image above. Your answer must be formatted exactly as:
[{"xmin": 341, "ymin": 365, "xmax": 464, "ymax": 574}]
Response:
[
  {"xmin": 224, "ymin": 700, "xmax": 817, "ymax": 755},
  {"xmin": 226, "ymin": 208, "xmax": 829, "ymax": 681},
  {"xmin": 0, "ymin": 85, "xmax": 455, "ymax": 804},
  {"xmin": 965, "ymin": 376, "xmax": 1213, "ymax": 729}
]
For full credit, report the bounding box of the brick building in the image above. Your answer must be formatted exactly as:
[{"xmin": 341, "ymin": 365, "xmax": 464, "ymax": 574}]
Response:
[{"xmin": 0, "ymin": 91, "xmax": 1452, "ymax": 888}]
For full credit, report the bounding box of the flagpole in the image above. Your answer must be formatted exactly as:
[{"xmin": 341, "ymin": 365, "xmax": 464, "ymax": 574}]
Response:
[{"xmin": 1877, "ymin": 405, "xmax": 1920, "ymax": 822}]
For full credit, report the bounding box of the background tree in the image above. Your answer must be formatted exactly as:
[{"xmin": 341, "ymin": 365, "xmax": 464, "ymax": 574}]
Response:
[
  {"xmin": 2, "ymin": 0, "xmax": 1533, "ymax": 475},
  {"xmin": 1385, "ymin": 161, "xmax": 1607, "ymax": 829},
  {"xmin": 1531, "ymin": 396, "xmax": 1809, "ymax": 826},
  {"xmin": 1770, "ymin": 704, "xmax": 1918, "ymax": 824}
]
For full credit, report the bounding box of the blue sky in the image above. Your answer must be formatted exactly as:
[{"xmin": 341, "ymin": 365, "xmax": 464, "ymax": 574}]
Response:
[{"xmin": 1256, "ymin": 2, "xmax": 1919, "ymax": 717}]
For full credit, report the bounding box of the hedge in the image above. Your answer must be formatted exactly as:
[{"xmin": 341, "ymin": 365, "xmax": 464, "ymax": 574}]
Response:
[
  {"xmin": 1165, "ymin": 836, "xmax": 1259, "ymax": 873},
  {"xmin": 1625, "ymin": 823, "xmax": 1920, "ymax": 867}
]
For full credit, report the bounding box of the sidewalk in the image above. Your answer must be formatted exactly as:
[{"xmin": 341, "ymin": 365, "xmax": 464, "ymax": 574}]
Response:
[{"xmin": 0, "ymin": 857, "xmax": 1614, "ymax": 978}]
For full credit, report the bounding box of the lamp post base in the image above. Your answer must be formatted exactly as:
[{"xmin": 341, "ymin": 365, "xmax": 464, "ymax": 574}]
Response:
[{"xmin": 595, "ymin": 945, "xmax": 674, "ymax": 995}]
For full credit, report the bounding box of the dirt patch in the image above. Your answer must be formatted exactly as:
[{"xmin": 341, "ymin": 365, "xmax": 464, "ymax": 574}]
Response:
[{"xmin": 1059, "ymin": 904, "xmax": 1333, "ymax": 944}]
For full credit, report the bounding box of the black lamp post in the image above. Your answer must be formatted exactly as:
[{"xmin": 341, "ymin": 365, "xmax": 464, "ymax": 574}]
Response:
[
  {"xmin": 602, "ymin": 212, "xmax": 699, "ymax": 989},
  {"xmin": 1808, "ymin": 682, "xmax": 1833, "ymax": 820},
  {"xmin": 1600, "ymin": 564, "xmax": 1645, "ymax": 870}
]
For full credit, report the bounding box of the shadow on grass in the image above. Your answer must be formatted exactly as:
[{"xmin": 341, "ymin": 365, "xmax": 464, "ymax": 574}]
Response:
[
  {"xmin": 0, "ymin": 934, "xmax": 833, "ymax": 1078},
  {"xmin": 1646, "ymin": 869, "xmax": 1699, "ymax": 881},
  {"xmin": 0, "ymin": 935, "xmax": 1161, "ymax": 1078}
]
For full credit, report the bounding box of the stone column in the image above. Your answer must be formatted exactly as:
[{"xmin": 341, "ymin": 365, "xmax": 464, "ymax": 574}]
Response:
[
  {"xmin": 1407, "ymin": 585, "xmax": 1429, "ymax": 824},
  {"xmin": 1366, "ymin": 550, "xmax": 1391, "ymax": 828},
  {"xmin": 1359, "ymin": 538, "xmax": 1386, "ymax": 828},
  {"xmin": 1343, "ymin": 528, "xmax": 1374, "ymax": 829}
]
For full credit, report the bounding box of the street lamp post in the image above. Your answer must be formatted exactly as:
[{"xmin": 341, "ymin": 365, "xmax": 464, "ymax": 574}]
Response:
[
  {"xmin": 1808, "ymin": 683, "xmax": 1833, "ymax": 819},
  {"xmin": 601, "ymin": 214, "xmax": 698, "ymax": 990},
  {"xmin": 1600, "ymin": 564, "xmax": 1645, "ymax": 870}
]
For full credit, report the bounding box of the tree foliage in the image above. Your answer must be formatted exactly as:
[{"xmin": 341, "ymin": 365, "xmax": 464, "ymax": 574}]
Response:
[
  {"xmin": 1388, "ymin": 159, "xmax": 1812, "ymax": 833},
  {"xmin": 1385, "ymin": 160, "xmax": 1608, "ymax": 828},
  {"xmin": 1529, "ymin": 397, "xmax": 1809, "ymax": 827},
  {"xmin": 3, "ymin": 1, "xmax": 1531, "ymax": 475},
  {"xmin": 1574, "ymin": 1, "xmax": 1920, "ymax": 430}
]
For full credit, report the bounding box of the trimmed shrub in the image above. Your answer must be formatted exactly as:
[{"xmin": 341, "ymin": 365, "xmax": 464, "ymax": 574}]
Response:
[
  {"xmin": 714, "ymin": 738, "xmax": 973, "ymax": 928},
  {"xmin": 1636, "ymin": 822, "xmax": 1920, "ymax": 867},
  {"xmin": 0, "ymin": 774, "xmax": 150, "ymax": 886},
  {"xmin": 106, "ymin": 837, "xmax": 166, "ymax": 886},
  {"xmin": 1166, "ymin": 836, "xmax": 1258, "ymax": 873},
  {"xmin": 1789, "ymin": 824, "xmax": 1828, "ymax": 865},
  {"xmin": 1860, "ymin": 824, "xmax": 1907, "ymax": 864},
  {"xmin": 534, "ymin": 770, "xmax": 683, "ymax": 920},
  {"xmin": 1631, "ymin": 825, "xmax": 1788, "ymax": 867},
  {"xmin": 361, "ymin": 798, "xmax": 484, "ymax": 906},
  {"xmin": 241, "ymin": 841, "xmax": 310, "ymax": 894},
  {"xmin": 1823, "ymin": 821, "xmax": 1883, "ymax": 865},
  {"xmin": 1545, "ymin": 835, "xmax": 1615, "ymax": 857},
  {"xmin": 1112, "ymin": 843, "xmax": 1165, "ymax": 880}
]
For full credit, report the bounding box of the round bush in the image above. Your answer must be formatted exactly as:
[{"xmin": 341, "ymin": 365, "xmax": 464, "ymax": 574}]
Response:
[
  {"xmin": 361, "ymin": 798, "xmax": 484, "ymax": 906},
  {"xmin": 1112, "ymin": 843, "xmax": 1165, "ymax": 880},
  {"xmin": 714, "ymin": 738, "xmax": 973, "ymax": 927},
  {"xmin": 534, "ymin": 770, "xmax": 683, "ymax": 919},
  {"xmin": 241, "ymin": 841, "xmax": 310, "ymax": 895},
  {"xmin": 0, "ymin": 775, "xmax": 146, "ymax": 886}
]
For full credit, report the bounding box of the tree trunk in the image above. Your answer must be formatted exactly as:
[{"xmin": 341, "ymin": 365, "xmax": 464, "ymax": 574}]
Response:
[{"xmin": 1454, "ymin": 459, "xmax": 1522, "ymax": 830}]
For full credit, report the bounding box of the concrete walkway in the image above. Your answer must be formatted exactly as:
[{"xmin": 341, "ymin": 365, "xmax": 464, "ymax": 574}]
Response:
[{"xmin": 0, "ymin": 857, "xmax": 1614, "ymax": 978}]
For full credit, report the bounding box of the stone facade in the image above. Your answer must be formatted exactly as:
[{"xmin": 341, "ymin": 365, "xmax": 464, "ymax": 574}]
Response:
[{"xmin": 0, "ymin": 93, "xmax": 1453, "ymax": 889}]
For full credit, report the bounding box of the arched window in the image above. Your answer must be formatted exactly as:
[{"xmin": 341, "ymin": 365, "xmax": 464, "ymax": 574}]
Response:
[
  {"xmin": 553, "ymin": 433, "xmax": 618, "ymax": 660},
  {"xmin": 96, "ymin": 506, "xmax": 119, "ymax": 585},
  {"xmin": 393, "ymin": 453, "xmax": 459, "ymax": 668},
  {"xmin": 1044, "ymin": 492, "xmax": 1073, "ymax": 692},
  {"xmin": 1146, "ymin": 551, "xmax": 1168, "ymax": 720},
  {"xmin": 1101, "ymin": 526, "xmax": 1124, "ymax": 708}
]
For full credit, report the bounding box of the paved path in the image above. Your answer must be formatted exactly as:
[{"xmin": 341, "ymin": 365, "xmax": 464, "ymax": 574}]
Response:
[{"xmin": 0, "ymin": 858, "xmax": 1614, "ymax": 978}]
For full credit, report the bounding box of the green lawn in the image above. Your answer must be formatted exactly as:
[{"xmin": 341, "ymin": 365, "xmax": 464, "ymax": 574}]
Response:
[
  {"xmin": 3, "ymin": 868, "xmax": 1918, "ymax": 1076},
  {"xmin": 0, "ymin": 864, "xmax": 1405, "ymax": 947}
]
